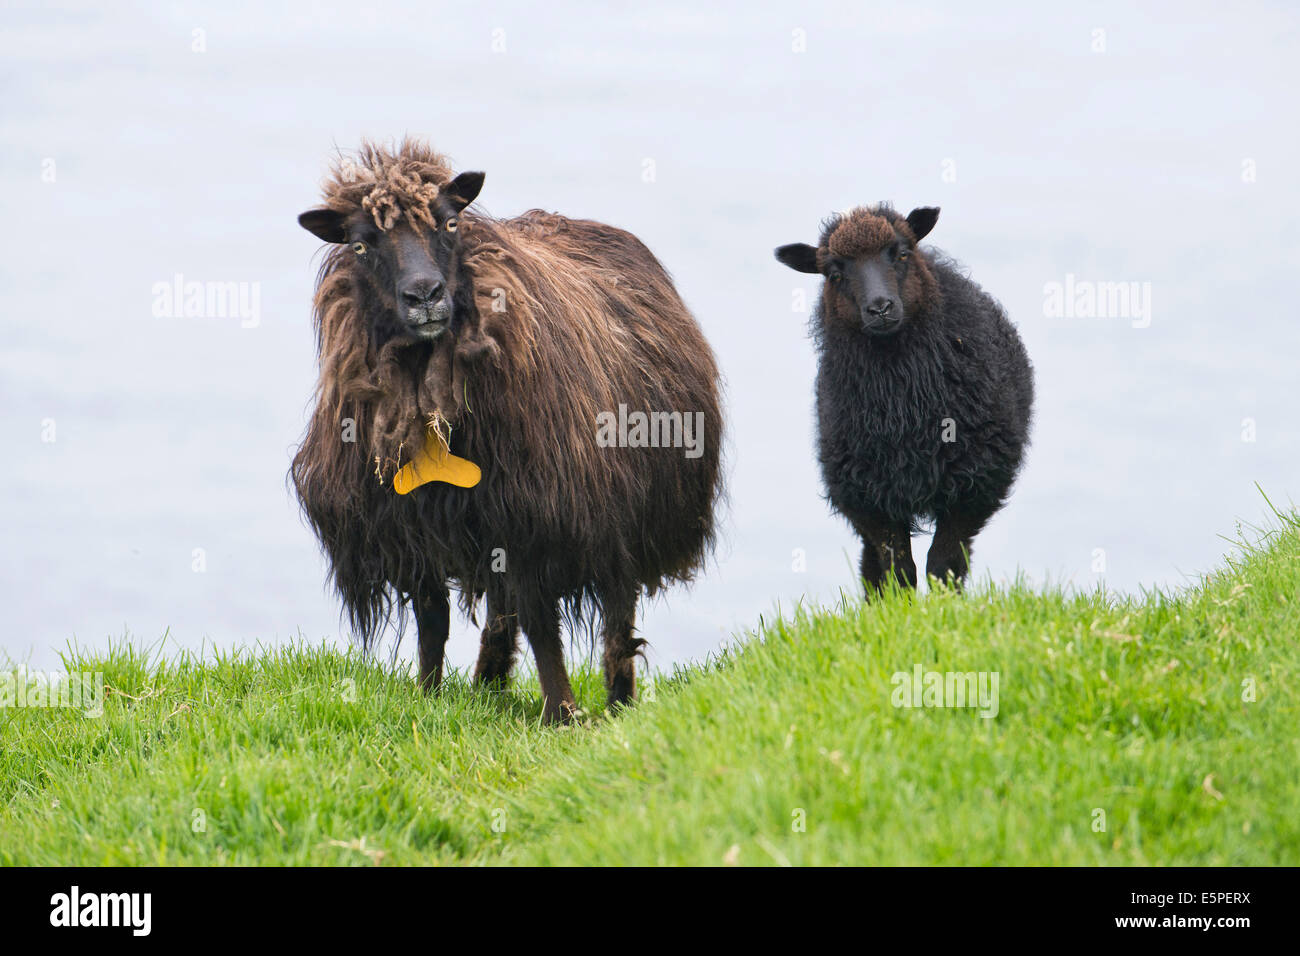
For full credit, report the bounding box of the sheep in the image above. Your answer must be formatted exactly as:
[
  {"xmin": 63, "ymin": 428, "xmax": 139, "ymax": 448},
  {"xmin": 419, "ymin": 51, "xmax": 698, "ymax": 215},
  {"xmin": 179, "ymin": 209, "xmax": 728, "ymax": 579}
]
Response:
[
  {"xmin": 775, "ymin": 204, "xmax": 1033, "ymax": 594},
  {"xmin": 292, "ymin": 140, "xmax": 723, "ymax": 722}
]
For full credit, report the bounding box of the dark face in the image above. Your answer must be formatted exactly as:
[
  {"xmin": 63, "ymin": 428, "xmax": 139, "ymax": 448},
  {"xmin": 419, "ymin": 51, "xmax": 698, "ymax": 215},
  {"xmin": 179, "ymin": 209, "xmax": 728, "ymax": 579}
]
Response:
[
  {"xmin": 298, "ymin": 170, "xmax": 485, "ymax": 344},
  {"xmin": 775, "ymin": 205, "xmax": 939, "ymax": 337},
  {"xmin": 823, "ymin": 240, "xmax": 914, "ymax": 335}
]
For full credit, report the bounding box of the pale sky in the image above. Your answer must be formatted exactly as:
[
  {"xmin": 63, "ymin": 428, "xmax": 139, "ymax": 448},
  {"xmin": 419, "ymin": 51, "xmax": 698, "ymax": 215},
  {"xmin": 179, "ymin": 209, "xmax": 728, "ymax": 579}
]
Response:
[{"xmin": 3, "ymin": 1, "xmax": 1297, "ymax": 673}]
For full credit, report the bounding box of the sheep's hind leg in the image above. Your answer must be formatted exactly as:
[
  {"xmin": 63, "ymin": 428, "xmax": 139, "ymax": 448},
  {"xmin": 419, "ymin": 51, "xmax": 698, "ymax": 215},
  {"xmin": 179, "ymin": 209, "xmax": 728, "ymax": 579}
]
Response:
[
  {"xmin": 473, "ymin": 595, "xmax": 520, "ymax": 688},
  {"xmin": 519, "ymin": 599, "xmax": 577, "ymax": 724},
  {"xmin": 599, "ymin": 584, "xmax": 643, "ymax": 712},
  {"xmin": 927, "ymin": 505, "xmax": 996, "ymax": 589},
  {"xmin": 415, "ymin": 586, "xmax": 451, "ymax": 693}
]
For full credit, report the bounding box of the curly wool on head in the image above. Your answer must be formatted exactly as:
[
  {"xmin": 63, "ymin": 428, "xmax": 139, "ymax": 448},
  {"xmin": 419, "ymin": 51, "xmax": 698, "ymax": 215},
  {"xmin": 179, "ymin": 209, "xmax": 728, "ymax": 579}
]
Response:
[
  {"xmin": 820, "ymin": 204, "xmax": 917, "ymax": 262},
  {"xmin": 321, "ymin": 139, "xmax": 454, "ymax": 230}
]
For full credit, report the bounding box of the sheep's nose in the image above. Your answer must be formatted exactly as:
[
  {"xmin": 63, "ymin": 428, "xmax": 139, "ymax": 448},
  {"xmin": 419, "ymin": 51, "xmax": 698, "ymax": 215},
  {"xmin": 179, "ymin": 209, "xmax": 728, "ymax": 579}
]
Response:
[
  {"xmin": 401, "ymin": 276, "xmax": 445, "ymax": 306},
  {"xmin": 867, "ymin": 297, "xmax": 894, "ymax": 316}
]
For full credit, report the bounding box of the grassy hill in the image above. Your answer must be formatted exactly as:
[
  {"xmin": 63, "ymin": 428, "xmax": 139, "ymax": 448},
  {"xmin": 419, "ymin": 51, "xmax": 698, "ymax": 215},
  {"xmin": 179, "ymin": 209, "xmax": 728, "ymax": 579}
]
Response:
[{"xmin": 3, "ymin": 510, "xmax": 1297, "ymax": 865}]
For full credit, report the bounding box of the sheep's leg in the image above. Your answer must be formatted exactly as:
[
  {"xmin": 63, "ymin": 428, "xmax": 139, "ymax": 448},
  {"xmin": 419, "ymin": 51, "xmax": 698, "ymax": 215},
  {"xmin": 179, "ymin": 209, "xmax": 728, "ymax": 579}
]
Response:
[
  {"xmin": 473, "ymin": 595, "xmax": 519, "ymax": 687},
  {"xmin": 927, "ymin": 505, "xmax": 996, "ymax": 588},
  {"xmin": 881, "ymin": 525, "xmax": 917, "ymax": 592},
  {"xmin": 853, "ymin": 517, "xmax": 917, "ymax": 597},
  {"xmin": 415, "ymin": 587, "xmax": 451, "ymax": 693},
  {"xmin": 859, "ymin": 540, "xmax": 886, "ymax": 594},
  {"xmin": 519, "ymin": 599, "xmax": 576, "ymax": 724},
  {"xmin": 599, "ymin": 585, "xmax": 643, "ymax": 712}
]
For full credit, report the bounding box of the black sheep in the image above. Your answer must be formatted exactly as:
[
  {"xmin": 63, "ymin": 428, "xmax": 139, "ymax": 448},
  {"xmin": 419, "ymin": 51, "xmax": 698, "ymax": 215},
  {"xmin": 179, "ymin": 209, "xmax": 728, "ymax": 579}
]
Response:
[{"xmin": 775, "ymin": 204, "xmax": 1033, "ymax": 593}]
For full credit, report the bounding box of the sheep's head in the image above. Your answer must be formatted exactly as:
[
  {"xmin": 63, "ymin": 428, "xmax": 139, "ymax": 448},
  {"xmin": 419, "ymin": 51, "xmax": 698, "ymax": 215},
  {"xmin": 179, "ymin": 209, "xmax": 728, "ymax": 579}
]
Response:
[
  {"xmin": 298, "ymin": 142, "xmax": 485, "ymax": 348},
  {"xmin": 776, "ymin": 205, "xmax": 939, "ymax": 336}
]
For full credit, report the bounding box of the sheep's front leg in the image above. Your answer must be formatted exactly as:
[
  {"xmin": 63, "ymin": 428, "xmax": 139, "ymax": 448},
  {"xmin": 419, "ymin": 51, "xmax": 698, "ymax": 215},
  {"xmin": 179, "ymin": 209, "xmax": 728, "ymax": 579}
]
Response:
[
  {"xmin": 473, "ymin": 595, "xmax": 520, "ymax": 688},
  {"xmin": 853, "ymin": 516, "xmax": 917, "ymax": 597},
  {"xmin": 858, "ymin": 539, "xmax": 886, "ymax": 593},
  {"xmin": 927, "ymin": 505, "xmax": 996, "ymax": 589},
  {"xmin": 518, "ymin": 599, "xmax": 576, "ymax": 724},
  {"xmin": 415, "ymin": 587, "xmax": 451, "ymax": 693}
]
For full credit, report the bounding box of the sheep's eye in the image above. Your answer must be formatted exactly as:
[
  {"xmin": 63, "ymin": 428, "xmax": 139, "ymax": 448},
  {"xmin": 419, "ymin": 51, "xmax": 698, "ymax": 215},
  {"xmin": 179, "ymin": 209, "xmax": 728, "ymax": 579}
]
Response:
[
  {"xmin": 898, "ymin": 250, "xmax": 909, "ymax": 261},
  {"xmin": 351, "ymin": 241, "xmax": 367, "ymax": 255},
  {"xmin": 445, "ymin": 218, "xmax": 458, "ymax": 233},
  {"xmin": 827, "ymin": 271, "xmax": 842, "ymax": 282}
]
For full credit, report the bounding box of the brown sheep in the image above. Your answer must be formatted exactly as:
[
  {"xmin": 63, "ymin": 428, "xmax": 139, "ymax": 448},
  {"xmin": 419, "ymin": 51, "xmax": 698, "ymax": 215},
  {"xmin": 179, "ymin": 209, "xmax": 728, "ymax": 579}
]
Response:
[{"xmin": 292, "ymin": 140, "xmax": 723, "ymax": 722}]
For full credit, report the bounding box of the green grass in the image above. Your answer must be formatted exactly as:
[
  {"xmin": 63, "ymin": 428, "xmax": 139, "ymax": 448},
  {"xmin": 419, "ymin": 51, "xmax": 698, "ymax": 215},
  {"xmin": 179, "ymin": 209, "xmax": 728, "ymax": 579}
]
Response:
[{"xmin": 3, "ymin": 509, "xmax": 1298, "ymax": 865}]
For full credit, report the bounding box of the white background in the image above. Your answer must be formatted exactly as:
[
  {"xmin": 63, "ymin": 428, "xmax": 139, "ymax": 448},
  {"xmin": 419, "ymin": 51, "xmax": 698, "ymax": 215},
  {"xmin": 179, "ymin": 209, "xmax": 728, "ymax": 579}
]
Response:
[{"xmin": 3, "ymin": 1, "xmax": 1296, "ymax": 673}]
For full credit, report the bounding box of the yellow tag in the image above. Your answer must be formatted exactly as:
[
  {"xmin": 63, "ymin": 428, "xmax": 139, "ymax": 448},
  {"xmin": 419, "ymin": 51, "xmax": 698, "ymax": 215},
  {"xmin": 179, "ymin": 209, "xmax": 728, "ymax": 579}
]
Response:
[{"xmin": 392, "ymin": 430, "xmax": 481, "ymax": 494}]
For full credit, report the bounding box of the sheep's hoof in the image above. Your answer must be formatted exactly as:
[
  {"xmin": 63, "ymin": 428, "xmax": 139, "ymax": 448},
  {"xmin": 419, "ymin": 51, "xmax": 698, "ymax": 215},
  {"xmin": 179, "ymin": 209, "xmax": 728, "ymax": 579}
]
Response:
[
  {"xmin": 926, "ymin": 570, "xmax": 967, "ymax": 593},
  {"xmin": 542, "ymin": 699, "xmax": 580, "ymax": 726}
]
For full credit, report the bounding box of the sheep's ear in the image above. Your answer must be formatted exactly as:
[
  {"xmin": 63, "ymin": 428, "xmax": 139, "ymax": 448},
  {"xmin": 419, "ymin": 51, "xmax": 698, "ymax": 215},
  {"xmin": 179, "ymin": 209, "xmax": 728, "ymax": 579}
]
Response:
[
  {"xmin": 775, "ymin": 243, "xmax": 820, "ymax": 274},
  {"xmin": 298, "ymin": 208, "xmax": 347, "ymax": 243},
  {"xmin": 905, "ymin": 206, "xmax": 940, "ymax": 241},
  {"xmin": 444, "ymin": 171, "xmax": 485, "ymax": 212}
]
